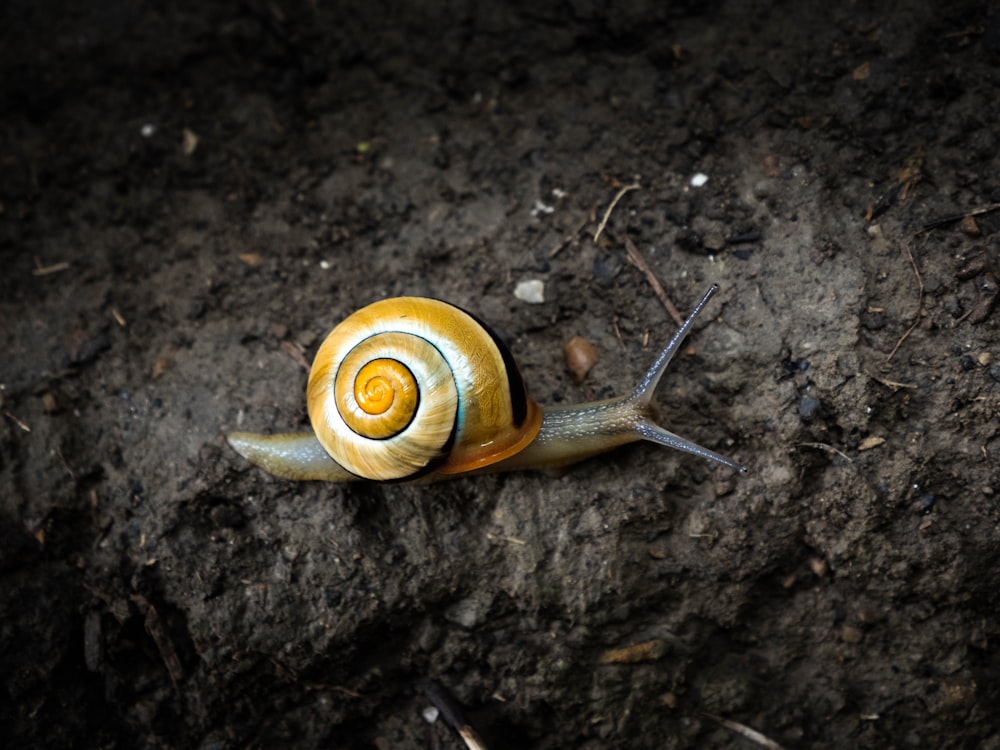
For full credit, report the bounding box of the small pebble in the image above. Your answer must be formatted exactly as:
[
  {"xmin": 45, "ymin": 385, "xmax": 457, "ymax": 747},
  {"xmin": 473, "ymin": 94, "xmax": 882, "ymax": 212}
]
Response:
[
  {"xmin": 798, "ymin": 395, "xmax": 820, "ymax": 420},
  {"xmin": 514, "ymin": 279, "xmax": 545, "ymax": 304},
  {"xmin": 181, "ymin": 128, "xmax": 199, "ymax": 156},
  {"xmin": 841, "ymin": 626, "xmax": 864, "ymax": 644},
  {"xmin": 809, "ymin": 557, "xmax": 827, "ymax": 577},
  {"xmin": 444, "ymin": 597, "xmax": 485, "ymax": 629},
  {"xmin": 857, "ymin": 436, "xmax": 885, "ymax": 451},
  {"xmin": 41, "ymin": 392, "xmax": 59, "ymax": 413},
  {"xmin": 592, "ymin": 254, "xmax": 619, "ymax": 286},
  {"xmin": 564, "ymin": 336, "xmax": 599, "ymax": 383}
]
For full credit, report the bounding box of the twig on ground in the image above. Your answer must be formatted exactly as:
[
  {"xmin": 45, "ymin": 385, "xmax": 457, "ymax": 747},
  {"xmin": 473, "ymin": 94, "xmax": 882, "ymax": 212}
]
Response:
[
  {"xmin": 797, "ymin": 442, "xmax": 853, "ymax": 462},
  {"xmin": 281, "ymin": 340, "xmax": 311, "ymax": 370},
  {"xmin": 32, "ymin": 257, "xmax": 71, "ymax": 276},
  {"xmin": 130, "ymin": 594, "xmax": 184, "ymax": 691},
  {"xmin": 3, "ymin": 410, "xmax": 30, "ymax": 432},
  {"xmin": 700, "ymin": 712, "xmax": 787, "ymax": 750},
  {"xmin": 886, "ymin": 242, "xmax": 924, "ymax": 362},
  {"xmin": 593, "ymin": 182, "xmax": 640, "ymax": 243},
  {"xmin": 624, "ymin": 236, "xmax": 684, "ymax": 326},
  {"xmin": 611, "ymin": 317, "xmax": 624, "ymax": 349},
  {"xmin": 869, "ymin": 374, "xmax": 918, "ymax": 391},
  {"xmin": 915, "ymin": 202, "xmax": 1000, "ymax": 234},
  {"xmin": 420, "ymin": 680, "xmax": 489, "ymax": 750},
  {"xmin": 549, "ymin": 216, "xmax": 590, "ymax": 258}
]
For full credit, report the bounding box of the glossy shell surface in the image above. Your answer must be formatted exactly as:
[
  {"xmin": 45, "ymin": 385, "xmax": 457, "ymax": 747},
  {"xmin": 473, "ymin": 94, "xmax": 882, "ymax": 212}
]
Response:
[{"xmin": 307, "ymin": 297, "xmax": 541, "ymax": 480}]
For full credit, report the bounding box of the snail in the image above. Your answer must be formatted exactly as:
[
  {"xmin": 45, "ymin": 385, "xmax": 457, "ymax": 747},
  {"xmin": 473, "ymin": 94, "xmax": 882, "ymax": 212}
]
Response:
[{"xmin": 227, "ymin": 284, "xmax": 746, "ymax": 482}]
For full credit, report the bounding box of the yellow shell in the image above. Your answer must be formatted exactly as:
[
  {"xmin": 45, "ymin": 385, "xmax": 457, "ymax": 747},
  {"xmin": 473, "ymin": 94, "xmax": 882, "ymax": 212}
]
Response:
[{"xmin": 306, "ymin": 297, "xmax": 542, "ymax": 480}]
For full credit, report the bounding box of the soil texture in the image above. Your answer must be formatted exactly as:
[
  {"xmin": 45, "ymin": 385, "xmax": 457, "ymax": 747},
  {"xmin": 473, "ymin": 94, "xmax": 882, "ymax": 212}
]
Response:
[{"xmin": 2, "ymin": 1, "xmax": 999, "ymax": 748}]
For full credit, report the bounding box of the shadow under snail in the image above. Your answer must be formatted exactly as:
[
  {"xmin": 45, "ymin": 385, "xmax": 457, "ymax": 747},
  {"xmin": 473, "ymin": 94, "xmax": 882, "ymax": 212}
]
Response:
[{"xmin": 228, "ymin": 284, "xmax": 747, "ymax": 482}]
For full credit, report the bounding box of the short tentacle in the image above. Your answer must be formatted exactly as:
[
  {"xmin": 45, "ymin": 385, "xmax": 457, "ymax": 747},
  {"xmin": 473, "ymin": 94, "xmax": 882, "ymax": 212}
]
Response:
[{"xmin": 633, "ymin": 419, "xmax": 747, "ymax": 473}]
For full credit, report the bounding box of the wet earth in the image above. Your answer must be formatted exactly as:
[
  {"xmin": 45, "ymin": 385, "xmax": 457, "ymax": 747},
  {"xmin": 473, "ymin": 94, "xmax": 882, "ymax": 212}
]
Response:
[{"xmin": 2, "ymin": 1, "xmax": 999, "ymax": 748}]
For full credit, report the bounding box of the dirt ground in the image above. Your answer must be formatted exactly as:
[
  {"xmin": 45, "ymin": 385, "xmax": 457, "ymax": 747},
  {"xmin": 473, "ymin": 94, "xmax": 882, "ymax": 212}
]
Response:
[{"xmin": 2, "ymin": 0, "xmax": 999, "ymax": 747}]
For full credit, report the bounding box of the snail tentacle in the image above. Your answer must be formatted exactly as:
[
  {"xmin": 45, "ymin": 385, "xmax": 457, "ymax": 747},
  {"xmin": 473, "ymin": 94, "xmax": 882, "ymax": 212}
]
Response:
[
  {"xmin": 630, "ymin": 283, "xmax": 718, "ymax": 406},
  {"xmin": 631, "ymin": 419, "xmax": 747, "ymax": 473}
]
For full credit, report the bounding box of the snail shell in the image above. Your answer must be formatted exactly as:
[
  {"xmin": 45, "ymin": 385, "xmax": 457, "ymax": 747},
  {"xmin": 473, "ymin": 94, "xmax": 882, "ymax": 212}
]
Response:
[{"xmin": 306, "ymin": 297, "xmax": 542, "ymax": 480}]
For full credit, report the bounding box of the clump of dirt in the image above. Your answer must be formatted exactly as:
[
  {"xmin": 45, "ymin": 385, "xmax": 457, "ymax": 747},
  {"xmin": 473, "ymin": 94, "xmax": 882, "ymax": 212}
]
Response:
[{"xmin": 2, "ymin": 1, "xmax": 999, "ymax": 747}]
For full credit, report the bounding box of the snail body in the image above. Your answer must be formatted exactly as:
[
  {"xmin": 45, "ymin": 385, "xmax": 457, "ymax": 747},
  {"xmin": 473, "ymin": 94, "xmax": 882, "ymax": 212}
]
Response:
[{"xmin": 228, "ymin": 285, "xmax": 746, "ymax": 482}]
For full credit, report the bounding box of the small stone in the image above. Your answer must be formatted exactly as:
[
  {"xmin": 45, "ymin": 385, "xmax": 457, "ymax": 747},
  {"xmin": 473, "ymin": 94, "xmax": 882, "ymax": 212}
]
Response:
[
  {"xmin": 703, "ymin": 231, "xmax": 727, "ymax": 252},
  {"xmin": 182, "ymin": 128, "xmax": 199, "ymax": 156},
  {"xmin": 41, "ymin": 392, "xmax": 59, "ymax": 413},
  {"xmin": 514, "ymin": 279, "xmax": 545, "ymax": 304},
  {"xmin": 841, "ymin": 625, "xmax": 863, "ymax": 644},
  {"xmin": 659, "ymin": 692, "xmax": 678, "ymax": 709},
  {"xmin": 152, "ymin": 355, "xmax": 174, "ymax": 380},
  {"xmin": 444, "ymin": 597, "xmax": 486, "ymax": 629},
  {"xmin": 592, "ymin": 254, "xmax": 619, "ymax": 286},
  {"xmin": 798, "ymin": 395, "xmax": 820, "ymax": 420},
  {"xmin": 564, "ymin": 336, "xmax": 599, "ymax": 383},
  {"xmin": 809, "ymin": 557, "xmax": 827, "ymax": 577},
  {"xmin": 857, "ymin": 436, "xmax": 885, "ymax": 451},
  {"xmin": 959, "ymin": 215, "xmax": 981, "ymax": 236}
]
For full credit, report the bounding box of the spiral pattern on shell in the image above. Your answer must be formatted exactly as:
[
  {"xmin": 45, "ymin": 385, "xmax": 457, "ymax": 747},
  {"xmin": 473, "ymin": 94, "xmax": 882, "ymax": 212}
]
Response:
[{"xmin": 307, "ymin": 297, "xmax": 541, "ymax": 480}]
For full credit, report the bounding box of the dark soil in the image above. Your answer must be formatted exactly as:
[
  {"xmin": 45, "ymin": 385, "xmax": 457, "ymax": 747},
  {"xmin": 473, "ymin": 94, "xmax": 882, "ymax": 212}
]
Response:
[{"xmin": 3, "ymin": 1, "xmax": 999, "ymax": 748}]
